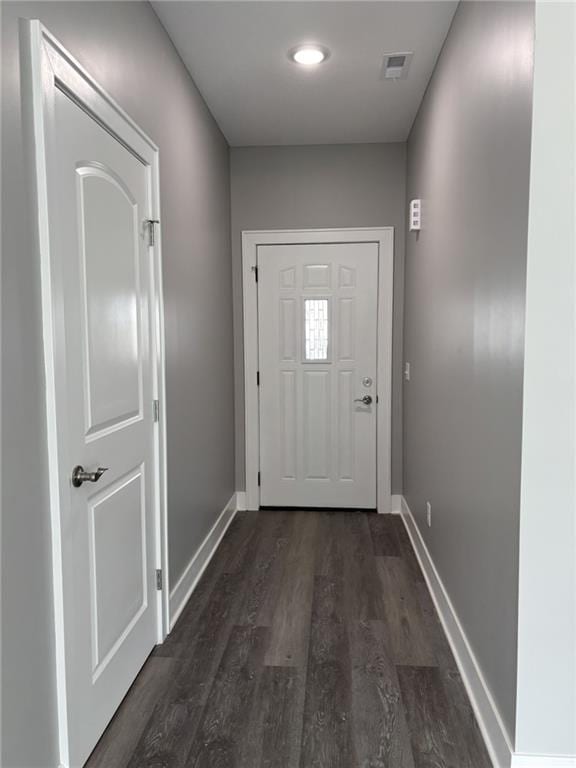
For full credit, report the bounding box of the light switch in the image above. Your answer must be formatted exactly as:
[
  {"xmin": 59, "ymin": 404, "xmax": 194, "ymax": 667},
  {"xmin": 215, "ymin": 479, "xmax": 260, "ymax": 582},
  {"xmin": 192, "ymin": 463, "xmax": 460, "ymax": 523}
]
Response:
[{"xmin": 409, "ymin": 199, "xmax": 422, "ymax": 231}]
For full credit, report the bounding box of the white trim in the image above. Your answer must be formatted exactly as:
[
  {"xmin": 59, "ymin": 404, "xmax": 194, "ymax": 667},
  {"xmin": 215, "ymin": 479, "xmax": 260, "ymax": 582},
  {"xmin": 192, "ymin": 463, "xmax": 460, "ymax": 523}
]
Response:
[
  {"xmin": 399, "ymin": 496, "xmax": 514, "ymax": 768},
  {"xmin": 512, "ymin": 756, "xmax": 576, "ymax": 768},
  {"xmin": 168, "ymin": 493, "xmax": 239, "ymax": 628},
  {"xmin": 23, "ymin": 21, "xmax": 168, "ymax": 766},
  {"xmin": 241, "ymin": 227, "xmax": 394, "ymax": 513},
  {"xmin": 235, "ymin": 491, "xmax": 247, "ymax": 511},
  {"xmin": 150, "ymin": 155, "xmax": 170, "ymax": 637},
  {"xmin": 24, "ymin": 24, "xmax": 70, "ymax": 761},
  {"xmin": 511, "ymin": 752, "xmax": 576, "ymax": 768},
  {"xmin": 390, "ymin": 494, "xmax": 402, "ymax": 514}
]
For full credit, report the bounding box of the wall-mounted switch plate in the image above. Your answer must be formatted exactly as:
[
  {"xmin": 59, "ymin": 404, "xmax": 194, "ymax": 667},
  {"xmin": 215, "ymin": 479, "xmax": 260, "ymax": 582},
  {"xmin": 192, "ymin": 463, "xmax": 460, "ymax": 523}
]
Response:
[
  {"xmin": 426, "ymin": 501, "xmax": 432, "ymax": 527},
  {"xmin": 404, "ymin": 362, "xmax": 411, "ymax": 381},
  {"xmin": 409, "ymin": 199, "xmax": 422, "ymax": 231}
]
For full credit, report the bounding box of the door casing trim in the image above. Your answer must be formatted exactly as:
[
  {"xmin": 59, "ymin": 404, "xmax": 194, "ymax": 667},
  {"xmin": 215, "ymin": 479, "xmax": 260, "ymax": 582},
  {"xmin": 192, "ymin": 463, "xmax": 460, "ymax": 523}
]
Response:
[
  {"xmin": 241, "ymin": 227, "xmax": 394, "ymax": 513},
  {"xmin": 22, "ymin": 21, "xmax": 169, "ymax": 766}
]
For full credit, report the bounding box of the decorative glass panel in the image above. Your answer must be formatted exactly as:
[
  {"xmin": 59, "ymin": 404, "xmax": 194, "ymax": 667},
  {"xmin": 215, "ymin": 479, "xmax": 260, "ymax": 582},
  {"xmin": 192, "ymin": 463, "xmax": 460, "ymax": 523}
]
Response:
[{"xmin": 304, "ymin": 299, "xmax": 329, "ymax": 361}]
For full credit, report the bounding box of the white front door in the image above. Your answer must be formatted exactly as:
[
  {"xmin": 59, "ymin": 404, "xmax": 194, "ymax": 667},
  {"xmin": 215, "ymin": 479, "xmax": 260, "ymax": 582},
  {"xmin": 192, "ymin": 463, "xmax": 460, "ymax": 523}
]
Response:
[
  {"xmin": 258, "ymin": 242, "xmax": 379, "ymax": 508},
  {"xmin": 51, "ymin": 78, "xmax": 158, "ymax": 766}
]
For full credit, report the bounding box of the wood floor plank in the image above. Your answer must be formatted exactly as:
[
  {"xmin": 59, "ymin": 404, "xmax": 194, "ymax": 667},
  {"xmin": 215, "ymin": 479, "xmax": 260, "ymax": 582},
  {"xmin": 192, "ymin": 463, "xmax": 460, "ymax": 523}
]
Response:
[
  {"xmin": 368, "ymin": 514, "xmax": 402, "ymax": 557},
  {"xmin": 240, "ymin": 666, "xmax": 305, "ymax": 768},
  {"xmin": 177, "ymin": 575, "xmax": 243, "ymax": 694},
  {"xmin": 126, "ymin": 684, "xmax": 203, "ymax": 768},
  {"xmin": 185, "ymin": 625, "xmax": 269, "ymax": 768},
  {"xmin": 439, "ymin": 667, "xmax": 493, "ymax": 768},
  {"xmin": 341, "ymin": 512, "xmax": 386, "ymax": 621},
  {"xmin": 221, "ymin": 511, "xmax": 261, "ymax": 574},
  {"xmin": 377, "ymin": 557, "xmax": 436, "ymax": 666},
  {"xmin": 154, "ymin": 511, "xmax": 261, "ymax": 659},
  {"xmin": 299, "ymin": 575, "xmax": 354, "ymax": 768},
  {"xmin": 264, "ymin": 512, "xmax": 319, "ymax": 667},
  {"xmin": 348, "ymin": 620, "xmax": 415, "ymax": 768},
  {"xmin": 415, "ymin": 582, "xmax": 456, "ymax": 670},
  {"xmin": 393, "ymin": 517, "xmax": 425, "ymax": 585},
  {"xmin": 397, "ymin": 666, "xmax": 459, "ymax": 768},
  {"xmin": 85, "ymin": 657, "xmax": 175, "ymax": 768},
  {"xmin": 127, "ymin": 571, "xmax": 246, "ymax": 767},
  {"xmin": 315, "ymin": 511, "xmax": 346, "ymax": 577},
  {"xmin": 236, "ymin": 511, "xmax": 293, "ymax": 627}
]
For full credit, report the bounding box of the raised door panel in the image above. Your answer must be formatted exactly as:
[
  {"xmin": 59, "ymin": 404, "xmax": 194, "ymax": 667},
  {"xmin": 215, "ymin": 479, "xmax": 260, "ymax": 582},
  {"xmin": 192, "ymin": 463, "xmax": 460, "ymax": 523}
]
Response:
[
  {"xmin": 338, "ymin": 265, "xmax": 356, "ymax": 288},
  {"xmin": 303, "ymin": 370, "xmax": 331, "ymax": 480},
  {"xmin": 279, "ymin": 266, "xmax": 296, "ymax": 290},
  {"xmin": 89, "ymin": 468, "xmax": 147, "ymax": 680},
  {"xmin": 338, "ymin": 298, "xmax": 355, "ymax": 361},
  {"xmin": 303, "ymin": 263, "xmax": 331, "ymax": 290},
  {"xmin": 279, "ymin": 299, "xmax": 297, "ymax": 361},
  {"xmin": 338, "ymin": 370, "xmax": 355, "ymax": 481},
  {"xmin": 280, "ymin": 371, "xmax": 297, "ymax": 479},
  {"xmin": 78, "ymin": 167, "xmax": 143, "ymax": 437}
]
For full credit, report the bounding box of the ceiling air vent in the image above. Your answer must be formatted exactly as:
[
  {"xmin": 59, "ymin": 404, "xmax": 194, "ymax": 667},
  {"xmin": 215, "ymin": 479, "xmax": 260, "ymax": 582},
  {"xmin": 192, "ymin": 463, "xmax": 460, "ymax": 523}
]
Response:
[{"xmin": 381, "ymin": 52, "xmax": 413, "ymax": 80}]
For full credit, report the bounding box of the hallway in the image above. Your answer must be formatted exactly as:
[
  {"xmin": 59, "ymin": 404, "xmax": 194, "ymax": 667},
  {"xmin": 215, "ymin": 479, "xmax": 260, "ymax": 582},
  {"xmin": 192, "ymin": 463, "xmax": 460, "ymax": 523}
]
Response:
[
  {"xmin": 3, "ymin": 2, "xmax": 575, "ymax": 766},
  {"xmin": 85, "ymin": 511, "xmax": 491, "ymax": 767}
]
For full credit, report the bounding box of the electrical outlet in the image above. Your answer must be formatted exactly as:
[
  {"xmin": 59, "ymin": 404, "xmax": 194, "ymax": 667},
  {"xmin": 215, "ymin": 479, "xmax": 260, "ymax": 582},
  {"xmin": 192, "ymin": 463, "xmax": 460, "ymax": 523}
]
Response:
[{"xmin": 426, "ymin": 501, "xmax": 432, "ymax": 527}]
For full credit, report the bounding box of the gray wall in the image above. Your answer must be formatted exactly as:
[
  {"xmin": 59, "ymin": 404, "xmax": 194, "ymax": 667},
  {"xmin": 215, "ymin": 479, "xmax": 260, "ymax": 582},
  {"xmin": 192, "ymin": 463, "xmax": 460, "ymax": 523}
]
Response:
[
  {"xmin": 404, "ymin": 0, "xmax": 534, "ymax": 741},
  {"xmin": 1, "ymin": 3, "xmax": 234, "ymax": 766},
  {"xmin": 230, "ymin": 143, "xmax": 406, "ymax": 495}
]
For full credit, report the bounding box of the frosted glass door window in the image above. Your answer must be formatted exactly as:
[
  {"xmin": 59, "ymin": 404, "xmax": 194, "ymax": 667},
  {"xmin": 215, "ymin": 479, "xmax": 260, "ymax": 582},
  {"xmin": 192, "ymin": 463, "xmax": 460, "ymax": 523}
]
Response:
[{"xmin": 304, "ymin": 299, "xmax": 329, "ymax": 361}]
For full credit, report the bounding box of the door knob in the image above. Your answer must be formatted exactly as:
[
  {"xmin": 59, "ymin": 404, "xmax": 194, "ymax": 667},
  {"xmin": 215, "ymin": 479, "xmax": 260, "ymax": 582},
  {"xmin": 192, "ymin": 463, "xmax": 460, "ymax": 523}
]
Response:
[
  {"xmin": 72, "ymin": 465, "xmax": 109, "ymax": 488},
  {"xmin": 354, "ymin": 395, "xmax": 373, "ymax": 406}
]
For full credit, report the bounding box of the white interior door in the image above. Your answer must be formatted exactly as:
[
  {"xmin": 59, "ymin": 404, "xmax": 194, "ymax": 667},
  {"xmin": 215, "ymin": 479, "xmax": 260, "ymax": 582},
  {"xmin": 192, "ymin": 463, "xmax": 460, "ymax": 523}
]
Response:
[
  {"xmin": 51, "ymin": 83, "xmax": 158, "ymax": 766},
  {"xmin": 258, "ymin": 242, "xmax": 379, "ymax": 508}
]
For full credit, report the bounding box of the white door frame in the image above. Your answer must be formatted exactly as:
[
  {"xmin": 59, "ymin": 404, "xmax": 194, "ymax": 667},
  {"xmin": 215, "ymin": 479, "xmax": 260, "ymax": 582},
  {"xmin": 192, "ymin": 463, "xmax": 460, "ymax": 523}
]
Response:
[
  {"xmin": 23, "ymin": 21, "xmax": 169, "ymax": 765},
  {"xmin": 242, "ymin": 227, "xmax": 394, "ymax": 513}
]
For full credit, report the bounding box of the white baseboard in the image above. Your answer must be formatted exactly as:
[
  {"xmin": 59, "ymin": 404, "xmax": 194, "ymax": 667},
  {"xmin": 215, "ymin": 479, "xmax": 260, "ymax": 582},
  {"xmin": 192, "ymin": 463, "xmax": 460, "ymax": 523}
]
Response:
[
  {"xmin": 512, "ymin": 756, "xmax": 576, "ymax": 768},
  {"xmin": 390, "ymin": 494, "xmax": 402, "ymax": 514},
  {"xmin": 168, "ymin": 492, "xmax": 239, "ymax": 628},
  {"xmin": 235, "ymin": 490, "xmax": 247, "ymax": 511},
  {"xmin": 399, "ymin": 496, "xmax": 514, "ymax": 768}
]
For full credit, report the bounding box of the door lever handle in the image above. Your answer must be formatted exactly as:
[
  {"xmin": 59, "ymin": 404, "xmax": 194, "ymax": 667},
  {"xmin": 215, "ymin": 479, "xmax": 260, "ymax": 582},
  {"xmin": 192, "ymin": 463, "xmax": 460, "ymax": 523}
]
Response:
[
  {"xmin": 354, "ymin": 395, "xmax": 373, "ymax": 406},
  {"xmin": 72, "ymin": 465, "xmax": 109, "ymax": 488}
]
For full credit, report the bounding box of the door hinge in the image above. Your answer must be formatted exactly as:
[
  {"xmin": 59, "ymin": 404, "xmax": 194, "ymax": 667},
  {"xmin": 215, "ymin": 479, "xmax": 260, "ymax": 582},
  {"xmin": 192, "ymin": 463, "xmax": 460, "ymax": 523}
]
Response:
[
  {"xmin": 257, "ymin": 371, "xmax": 260, "ymax": 386},
  {"xmin": 156, "ymin": 569, "xmax": 163, "ymax": 590},
  {"xmin": 257, "ymin": 471, "xmax": 261, "ymax": 487},
  {"xmin": 252, "ymin": 265, "xmax": 259, "ymax": 282},
  {"xmin": 376, "ymin": 395, "xmax": 379, "ymax": 404},
  {"xmin": 153, "ymin": 399, "xmax": 160, "ymax": 422},
  {"xmin": 146, "ymin": 219, "xmax": 160, "ymax": 247}
]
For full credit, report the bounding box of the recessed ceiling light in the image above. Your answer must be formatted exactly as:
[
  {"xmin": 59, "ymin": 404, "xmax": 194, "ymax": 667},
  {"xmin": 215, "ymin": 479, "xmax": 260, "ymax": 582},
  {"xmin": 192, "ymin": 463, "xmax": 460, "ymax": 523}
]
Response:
[{"xmin": 289, "ymin": 45, "xmax": 329, "ymax": 66}]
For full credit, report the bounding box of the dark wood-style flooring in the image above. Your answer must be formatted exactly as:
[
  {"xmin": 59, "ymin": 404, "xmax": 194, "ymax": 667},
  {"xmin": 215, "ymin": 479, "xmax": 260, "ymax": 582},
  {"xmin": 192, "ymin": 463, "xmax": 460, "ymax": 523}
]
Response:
[{"xmin": 85, "ymin": 510, "xmax": 492, "ymax": 768}]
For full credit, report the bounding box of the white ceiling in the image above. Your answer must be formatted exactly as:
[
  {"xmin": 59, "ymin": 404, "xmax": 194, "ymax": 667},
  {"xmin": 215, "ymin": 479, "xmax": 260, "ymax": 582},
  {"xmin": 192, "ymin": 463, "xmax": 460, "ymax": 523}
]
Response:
[{"xmin": 152, "ymin": 1, "xmax": 458, "ymax": 146}]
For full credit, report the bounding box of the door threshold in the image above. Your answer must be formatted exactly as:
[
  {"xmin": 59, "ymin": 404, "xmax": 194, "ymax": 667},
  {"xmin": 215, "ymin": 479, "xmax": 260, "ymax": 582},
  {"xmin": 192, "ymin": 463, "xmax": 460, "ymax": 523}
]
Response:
[{"xmin": 259, "ymin": 505, "xmax": 377, "ymax": 513}]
